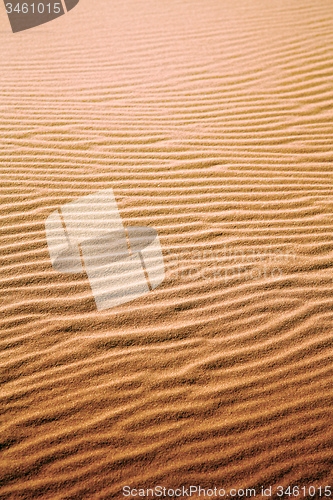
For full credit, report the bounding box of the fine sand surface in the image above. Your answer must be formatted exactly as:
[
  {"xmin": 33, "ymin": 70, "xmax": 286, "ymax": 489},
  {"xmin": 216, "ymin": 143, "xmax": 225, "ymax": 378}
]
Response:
[{"xmin": 0, "ymin": 0, "xmax": 332, "ymax": 498}]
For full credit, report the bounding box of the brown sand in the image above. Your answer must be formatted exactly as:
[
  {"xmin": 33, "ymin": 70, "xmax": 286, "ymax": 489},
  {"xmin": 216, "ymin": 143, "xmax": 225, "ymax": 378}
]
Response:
[{"xmin": 0, "ymin": 0, "xmax": 332, "ymax": 498}]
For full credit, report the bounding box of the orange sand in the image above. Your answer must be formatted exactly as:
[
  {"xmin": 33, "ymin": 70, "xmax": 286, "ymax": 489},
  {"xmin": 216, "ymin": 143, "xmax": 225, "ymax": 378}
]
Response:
[{"xmin": 0, "ymin": 0, "xmax": 332, "ymax": 498}]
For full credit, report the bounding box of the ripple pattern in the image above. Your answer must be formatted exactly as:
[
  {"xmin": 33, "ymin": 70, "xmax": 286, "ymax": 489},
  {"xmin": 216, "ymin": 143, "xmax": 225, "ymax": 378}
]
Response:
[{"xmin": 0, "ymin": 0, "xmax": 332, "ymax": 498}]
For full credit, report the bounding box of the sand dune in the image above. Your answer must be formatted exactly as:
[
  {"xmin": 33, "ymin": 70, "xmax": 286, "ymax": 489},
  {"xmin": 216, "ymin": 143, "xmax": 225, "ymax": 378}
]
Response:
[{"xmin": 0, "ymin": 0, "xmax": 332, "ymax": 498}]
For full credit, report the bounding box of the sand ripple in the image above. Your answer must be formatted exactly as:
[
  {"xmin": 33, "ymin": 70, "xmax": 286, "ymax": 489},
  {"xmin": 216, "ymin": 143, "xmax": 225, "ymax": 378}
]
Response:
[{"xmin": 1, "ymin": 0, "xmax": 332, "ymax": 498}]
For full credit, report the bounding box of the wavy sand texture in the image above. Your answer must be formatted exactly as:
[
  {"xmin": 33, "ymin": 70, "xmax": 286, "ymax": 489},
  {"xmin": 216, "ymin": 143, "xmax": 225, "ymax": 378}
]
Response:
[{"xmin": 0, "ymin": 0, "xmax": 332, "ymax": 498}]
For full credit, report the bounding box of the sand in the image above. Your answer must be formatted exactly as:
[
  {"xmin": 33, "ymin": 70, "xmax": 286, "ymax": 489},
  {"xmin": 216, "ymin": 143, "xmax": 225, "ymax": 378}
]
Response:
[{"xmin": 0, "ymin": 0, "xmax": 332, "ymax": 498}]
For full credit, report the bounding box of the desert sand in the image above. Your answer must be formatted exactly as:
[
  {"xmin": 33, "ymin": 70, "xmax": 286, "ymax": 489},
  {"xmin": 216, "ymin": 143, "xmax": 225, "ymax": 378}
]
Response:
[{"xmin": 0, "ymin": 0, "xmax": 332, "ymax": 498}]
